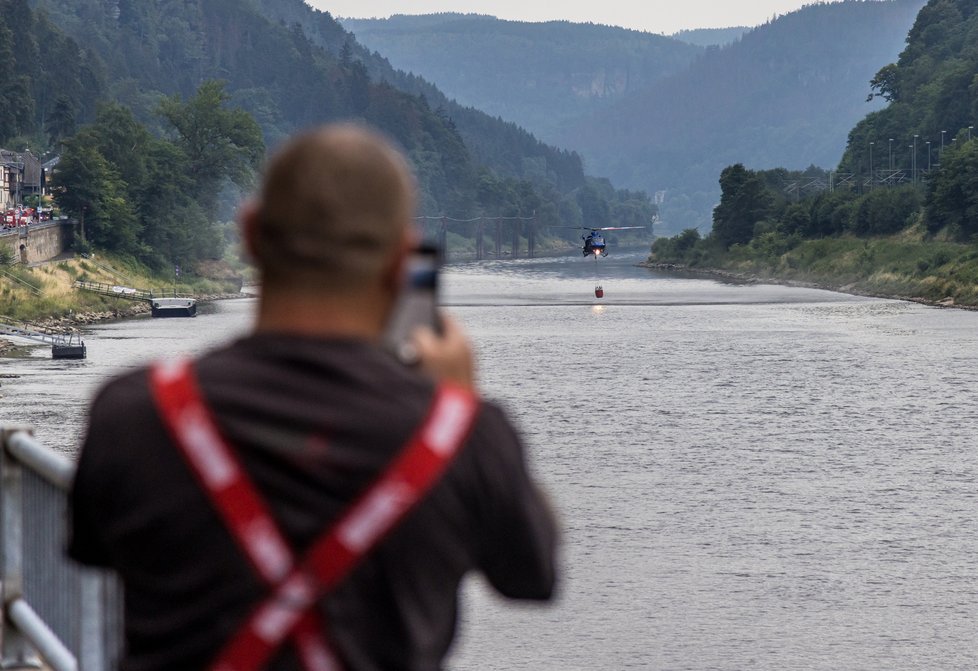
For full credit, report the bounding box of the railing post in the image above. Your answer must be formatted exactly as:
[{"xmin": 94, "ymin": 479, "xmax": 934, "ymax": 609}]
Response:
[
  {"xmin": 511, "ymin": 220, "xmax": 520, "ymax": 259},
  {"xmin": 0, "ymin": 427, "xmax": 42, "ymax": 669}
]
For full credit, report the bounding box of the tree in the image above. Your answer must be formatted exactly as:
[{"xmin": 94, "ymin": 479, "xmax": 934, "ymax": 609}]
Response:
[
  {"xmin": 712, "ymin": 164, "xmax": 771, "ymax": 248},
  {"xmin": 46, "ymin": 95, "xmax": 76, "ymax": 145},
  {"xmin": 0, "ymin": 20, "xmax": 34, "ymax": 143},
  {"xmin": 53, "ymin": 135, "xmax": 140, "ymax": 253},
  {"xmin": 157, "ymin": 81, "xmax": 264, "ymax": 217},
  {"xmin": 576, "ymin": 183, "xmax": 610, "ymax": 228},
  {"xmin": 926, "ymin": 141, "xmax": 978, "ymax": 238},
  {"xmin": 868, "ymin": 63, "xmax": 901, "ymax": 103},
  {"xmin": 850, "ymin": 185, "xmax": 921, "ymax": 236}
]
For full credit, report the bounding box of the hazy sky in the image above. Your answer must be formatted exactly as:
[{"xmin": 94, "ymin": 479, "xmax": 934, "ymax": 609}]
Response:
[{"xmin": 308, "ymin": 0, "xmax": 845, "ymax": 34}]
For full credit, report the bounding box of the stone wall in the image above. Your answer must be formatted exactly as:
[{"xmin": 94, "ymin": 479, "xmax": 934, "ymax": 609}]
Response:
[{"xmin": 0, "ymin": 220, "xmax": 74, "ymax": 265}]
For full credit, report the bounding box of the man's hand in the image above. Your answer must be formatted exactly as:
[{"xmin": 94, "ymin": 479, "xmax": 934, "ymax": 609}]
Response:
[{"xmin": 411, "ymin": 313, "xmax": 476, "ymax": 391}]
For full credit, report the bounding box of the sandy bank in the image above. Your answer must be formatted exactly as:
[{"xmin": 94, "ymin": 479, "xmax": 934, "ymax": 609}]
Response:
[{"xmin": 641, "ymin": 261, "xmax": 978, "ymax": 311}]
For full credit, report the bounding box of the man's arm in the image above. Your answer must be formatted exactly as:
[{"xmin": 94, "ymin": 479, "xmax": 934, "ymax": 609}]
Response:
[
  {"xmin": 413, "ymin": 312, "xmax": 558, "ymax": 598},
  {"xmin": 68, "ymin": 383, "xmax": 124, "ymax": 567},
  {"xmin": 470, "ymin": 407, "xmax": 559, "ymax": 600},
  {"xmin": 411, "ymin": 313, "xmax": 476, "ymax": 391}
]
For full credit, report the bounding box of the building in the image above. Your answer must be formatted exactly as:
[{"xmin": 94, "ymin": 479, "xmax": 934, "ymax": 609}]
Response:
[{"xmin": 0, "ymin": 149, "xmax": 44, "ymax": 210}]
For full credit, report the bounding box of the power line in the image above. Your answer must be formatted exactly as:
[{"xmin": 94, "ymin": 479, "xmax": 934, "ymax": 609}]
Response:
[{"xmin": 414, "ymin": 215, "xmax": 535, "ymax": 223}]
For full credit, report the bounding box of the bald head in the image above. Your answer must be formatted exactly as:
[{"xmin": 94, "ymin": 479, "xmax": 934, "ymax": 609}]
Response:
[{"xmin": 250, "ymin": 124, "xmax": 416, "ymax": 290}]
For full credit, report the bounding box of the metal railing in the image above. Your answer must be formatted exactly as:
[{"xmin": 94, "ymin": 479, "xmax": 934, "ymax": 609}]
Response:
[
  {"xmin": 0, "ymin": 270, "xmax": 42, "ymax": 297},
  {"xmin": 0, "ymin": 427, "xmax": 122, "ymax": 670},
  {"xmin": 72, "ymin": 280, "xmax": 193, "ymax": 302}
]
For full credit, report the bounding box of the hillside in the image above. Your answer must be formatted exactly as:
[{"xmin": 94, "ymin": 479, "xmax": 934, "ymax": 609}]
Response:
[
  {"xmin": 331, "ymin": 3, "xmax": 925, "ymax": 235},
  {"xmin": 572, "ymin": 0, "xmax": 927, "ymax": 233},
  {"xmin": 669, "ymin": 26, "xmax": 749, "ymax": 47},
  {"xmin": 340, "ymin": 13, "xmax": 702, "ymax": 145},
  {"xmin": 25, "ymin": 0, "xmax": 655, "ymax": 234},
  {"xmin": 840, "ymin": 0, "xmax": 978, "ymax": 181},
  {"xmin": 8, "ymin": 0, "xmax": 655, "ymax": 267},
  {"xmin": 0, "ymin": 0, "xmax": 103, "ymax": 146},
  {"xmin": 650, "ymin": 0, "xmax": 978, "ymax": 307},
  {"xmin": 191, "ymin": 0, "xmax": 600, "ymax": 197}
]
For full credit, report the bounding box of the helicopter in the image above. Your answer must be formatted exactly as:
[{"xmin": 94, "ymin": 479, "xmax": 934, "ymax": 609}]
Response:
[
  {"xmin": 559, "ymin": 226, "xmax": 645, "ymax": 298},
  {"xmin": 577, "ymin": 227, "xmax": 646, "ymax": 258}
]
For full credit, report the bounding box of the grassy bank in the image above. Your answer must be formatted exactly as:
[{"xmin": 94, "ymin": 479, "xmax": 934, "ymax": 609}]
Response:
[
  {"xmin": 649, "ymin": 228, "xmax": 978, "ymax": 307},
  {"xmin": 0, "ymin": 253, "xmax": 247, "ymax": 323}
]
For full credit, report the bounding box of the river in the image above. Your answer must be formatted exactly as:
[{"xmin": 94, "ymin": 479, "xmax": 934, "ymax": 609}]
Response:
[{"xmin": 2, "ymin": 252, "xmax": 977, "ymax": 670}]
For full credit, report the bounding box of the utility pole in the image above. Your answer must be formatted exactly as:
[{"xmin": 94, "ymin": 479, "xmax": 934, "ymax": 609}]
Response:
[
  {"xmin": 913, "ymin": 134, "xmax": 919, "ymax": 185},
  {"xmin": 869, "ymin": 141, "xmax": 874, "ymax": 190}
]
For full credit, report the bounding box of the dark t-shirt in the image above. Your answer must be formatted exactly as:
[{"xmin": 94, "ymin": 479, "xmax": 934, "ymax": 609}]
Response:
[{"xmin": 69, "ymin": 334, "xmax": 557, "ymax": 670}]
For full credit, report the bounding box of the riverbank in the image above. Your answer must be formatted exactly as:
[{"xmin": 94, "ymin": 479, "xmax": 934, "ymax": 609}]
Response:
[
  {"xmin": 0, "ymin": 292, "xmax": 249, "ymax": 356},
  {"xmin": 0, "ymin": 253, "xmax": 248, "ymax": 352},
  {"xmin": 642, "ymin": 260, "xmax": 978, "ymax": 311},
  {"xmin": 647, "ymin": 232, "xmax": 978, "ymax": 310}
]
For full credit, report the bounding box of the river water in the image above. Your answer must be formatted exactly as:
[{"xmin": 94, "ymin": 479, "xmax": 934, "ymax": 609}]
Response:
[{"xmin": 2, "ymin": 252, "xmax": 977, "ymax": 669}]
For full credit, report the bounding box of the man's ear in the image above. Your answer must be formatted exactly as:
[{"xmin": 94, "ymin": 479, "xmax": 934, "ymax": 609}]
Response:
[{"xmin": 383, "ymin": 231, "xmax": 415, "ymax": 294}]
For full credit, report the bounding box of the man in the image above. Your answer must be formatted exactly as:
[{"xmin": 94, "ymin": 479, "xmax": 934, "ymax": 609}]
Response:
[{"xmin": 69, "ymin": 124, "xmax": 558, "ymax": 670}]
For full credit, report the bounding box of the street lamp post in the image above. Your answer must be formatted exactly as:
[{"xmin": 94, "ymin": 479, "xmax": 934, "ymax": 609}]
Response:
[
  {"xmin": 869, "ymin": 141, "xmax": 874, "ymax": 189},
  {"xmin": 969, "ymin": 126, "xmax": 974, "ymax": 142},
  {"xmin": 941, "ymin": 130, "xmax": 947, "ymax": 154},
  {"xmin": 926, "ymin": 141, "xmax": 931, "ymax": 174},
  {"xmin": 888, "ymin": 138, "xmax": 894, "ymax": 170},
  {"xmin": 913, "ymin": 134, "xmax": 919, "ymax": 185}
]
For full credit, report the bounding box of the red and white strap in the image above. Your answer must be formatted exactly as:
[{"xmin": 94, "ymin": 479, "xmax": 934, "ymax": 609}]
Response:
[{"xmin": 150, "ymin": 358, "xmax": 479, "ymax": 671}]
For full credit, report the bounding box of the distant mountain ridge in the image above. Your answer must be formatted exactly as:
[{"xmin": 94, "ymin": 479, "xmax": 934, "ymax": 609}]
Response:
[
  {"xmin": 339, "ymin": 1, "xmax": 927, "ymax": 233},
  {"xmin": 23, "ymin": 0, "xmax": 656, "ymax": 251},
  {"xmin": 567, "ymin": 0, "xmax": 928, "ymax": 231},
  {"xmin": 227, "ymin": 1, "xmax": 596, "ymax": 193},
  {"xmin": 670, "ymin": 26, "xmax": 749, "ymax": 47},
  {"xmin": 340, "ymin": 13, "xmax": 703, "ymax": 146},
  {"xmin": 26, "ymin": 0, "xmax": 584, "ymax": 212}
]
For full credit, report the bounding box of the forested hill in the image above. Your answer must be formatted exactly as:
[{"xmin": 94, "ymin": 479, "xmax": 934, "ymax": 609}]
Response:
[
  {"xmin": 571, "ymin": 0, "xmax": 927, "ymax": 233},
  {"xmin": 669, "ymin": 27, "xmax": 749, "ymax": 47},
  {"xmin": 340, "ymin": 13, "xmax": 703, "ymax": 145},
  {"xmin": 25, "ymin": 0, "xmax": 655, "ymax": 228},
  {"xmin": 840, "ymin": 0, "xmax": 978, "ymax": 180},
  {"xmin": 651, "ymin": 0, "xmax": 978, "ymax": 307},
  {"xmin": 329, "ymin": 2, "xmax": 925, "ymax": 235},
  {"xmin": 0, "ymin": 1, "xmax": 102, "ymax": 145},
  {"xmin": 240, "ymin": 1, "xmax": 591, "ymax": 195}
]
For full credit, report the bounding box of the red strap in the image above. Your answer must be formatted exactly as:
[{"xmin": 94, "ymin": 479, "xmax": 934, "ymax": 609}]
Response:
[
  {"xmin": 151, "ymin": 359, "xmax": 293, "ymax": 584},
  {"xmin": 151, "ymin": 359, "xmax": 339, "ymax": 671},
  {"xmin": 150, "ymin": 358, "xmax": 479, "ymax": 671}
]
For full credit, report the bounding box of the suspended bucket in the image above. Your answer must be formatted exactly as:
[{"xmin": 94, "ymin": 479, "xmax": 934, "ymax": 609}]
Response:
[{"xmin": 594, "ymin": 285, "xmax": 604, "ymax": 298}]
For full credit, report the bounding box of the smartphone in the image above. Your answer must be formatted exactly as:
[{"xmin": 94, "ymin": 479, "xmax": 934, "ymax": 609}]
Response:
[{"xmin": 383, "ymin": 243, "xmax": 441, "ymax": 364}]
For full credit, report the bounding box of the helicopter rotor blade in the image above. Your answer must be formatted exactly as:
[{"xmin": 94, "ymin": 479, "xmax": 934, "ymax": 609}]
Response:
[{"xmin": 547, "ymin": 226, "xmax": 646, "ymax": 231}]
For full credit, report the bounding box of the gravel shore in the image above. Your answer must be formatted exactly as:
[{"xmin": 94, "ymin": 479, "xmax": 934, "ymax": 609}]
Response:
[{"xmin": 0, "ymin": 292, "xmax": 249, "ymax": 351}]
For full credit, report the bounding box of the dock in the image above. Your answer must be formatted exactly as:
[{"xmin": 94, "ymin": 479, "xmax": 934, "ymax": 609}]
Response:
[
  {"xmin": 73, "ymin": 281, "xmax": 197, "ymax": 318},
  {"xmin": 0, "ymin": 322, "xmax": 87, "ymax": 359}
]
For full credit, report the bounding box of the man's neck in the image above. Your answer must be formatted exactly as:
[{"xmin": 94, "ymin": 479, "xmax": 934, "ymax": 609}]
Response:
[{"xmin": 254, "ymin": 287, "xmax": 391, "ymax": 341}]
